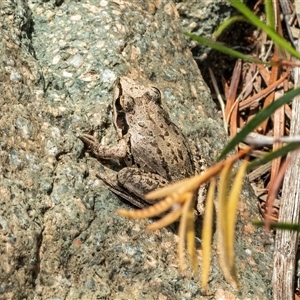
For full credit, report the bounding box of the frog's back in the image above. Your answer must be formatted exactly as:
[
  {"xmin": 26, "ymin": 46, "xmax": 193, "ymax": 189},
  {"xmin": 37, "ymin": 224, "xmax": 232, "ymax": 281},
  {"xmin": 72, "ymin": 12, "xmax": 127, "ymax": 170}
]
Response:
[{"xmin": 128, "ymin": 103, "xmax": 195, "ymax": 182}]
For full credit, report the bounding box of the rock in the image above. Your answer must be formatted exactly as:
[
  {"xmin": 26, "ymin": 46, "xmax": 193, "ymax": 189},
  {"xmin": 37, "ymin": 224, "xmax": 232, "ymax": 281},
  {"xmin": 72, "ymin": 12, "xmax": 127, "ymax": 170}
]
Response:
[{"xmin": 0, "ymin": 0, "xmax": 272, "ymax": 299}]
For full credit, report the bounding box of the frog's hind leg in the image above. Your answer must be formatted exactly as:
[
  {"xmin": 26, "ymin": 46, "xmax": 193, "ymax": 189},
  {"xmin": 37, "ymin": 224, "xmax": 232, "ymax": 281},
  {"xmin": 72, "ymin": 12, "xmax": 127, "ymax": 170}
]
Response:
[
  {"xmin": 96, "ymin": 173, "xmax": 150, "ymax": 209},
  {"xmin": 117, "ymin": 167, "xmax": 168, "ymax": 199}
]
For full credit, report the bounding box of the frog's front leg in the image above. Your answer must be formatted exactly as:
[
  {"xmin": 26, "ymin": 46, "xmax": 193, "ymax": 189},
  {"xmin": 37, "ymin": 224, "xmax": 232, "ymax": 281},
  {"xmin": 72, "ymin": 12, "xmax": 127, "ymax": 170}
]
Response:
[{"xmin": 79, "ymin": 133, "xmax": 130, "ymax": 161}]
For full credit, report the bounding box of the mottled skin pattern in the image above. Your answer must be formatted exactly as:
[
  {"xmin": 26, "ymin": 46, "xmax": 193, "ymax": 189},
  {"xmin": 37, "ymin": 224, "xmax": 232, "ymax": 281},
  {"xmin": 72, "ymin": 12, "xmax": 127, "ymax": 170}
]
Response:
[
  {"xmin": 113, "ymin": 77, "xmax": 195, "ymax": 180},
  {"xmin": 79, "ymin": 77, "xmax": 200, "ymax": 208}
]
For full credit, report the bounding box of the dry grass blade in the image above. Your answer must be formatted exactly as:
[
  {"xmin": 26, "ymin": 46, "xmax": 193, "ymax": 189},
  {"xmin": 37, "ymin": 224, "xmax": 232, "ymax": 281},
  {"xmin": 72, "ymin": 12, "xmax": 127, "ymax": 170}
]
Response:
[
  {"xmin": 259, "ymin": 47, "xmax": 280, "ymax": 133},
  {"xmin": 261, "ymin": 22, "xmax": 286, "ymax": 199},
  {"xmin": 147, "ymin": 205, "xmax": 183, "ymax": 231},
  {"xmin": 238, "ymin": 72, "xmax": 289, "ymax": 110},
  {"xmin": 268, "ymin": 113, "xmax": 284, "ymax": 188},
  {"xmin": 217, "ymin": 160, "xmax": 239, "ymax": 289},
  {"xmin": 209, "ymin": 68, "xmax": 227, "ymax": 131},
  {"xmin": 268, "ymin": 89, "xmax": 285, "ymax": 192},
  {"xmin": 178, "ymin": 192, "xmax": 194, "ymax": 272},
  {"xmin": 225, "ymin": 59, "xmax": 242, "ymax": 136},
  {"xmin": 218, "ymin": 160, "xmax": 232, "ymax": 254},
  {"xmin": 117, "ymin": 146, "xmax": 253, "ymax": 291},
  {"xmin": 226, "ymin": 160, "xmax": 248, "ymax": 276},
  {"xmin": 146, "ymin": 147, "xmax": 252, "ymax": 201},
  {"xmin": 257, "ymin": 63, "xmax": 270, "ymax": 84},
  {"xmin": 201, "ymin": 179, "xmax": 216, "ymax": 292},
  {"xmin": 117, "ymin": 195, "xmax": 181, "ymax": 219},
  {"xmin": 186, "ymin": 196, "xmax": 197, "ymax": 273},
  {"xmin": 265, "ymin": 156, "xmax": 291, "ymax": 230},
  {"xmin": 145, "ymin": 171, "xmax": 216, "ymax": 200}
]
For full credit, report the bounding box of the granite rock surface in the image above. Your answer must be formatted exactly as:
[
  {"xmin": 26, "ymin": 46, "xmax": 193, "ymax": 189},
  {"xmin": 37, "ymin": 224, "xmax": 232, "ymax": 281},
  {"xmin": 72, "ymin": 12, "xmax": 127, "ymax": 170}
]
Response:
[{"xmin": 0, "ymin": 0, "xmax": 272, "ymax": 299}]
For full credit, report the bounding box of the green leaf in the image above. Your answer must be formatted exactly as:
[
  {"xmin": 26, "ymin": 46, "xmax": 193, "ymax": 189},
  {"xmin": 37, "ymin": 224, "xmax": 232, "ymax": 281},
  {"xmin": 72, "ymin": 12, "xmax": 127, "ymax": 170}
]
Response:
[
  {"xmin": 214, "ymin": 16, "xmax": 249, "ymax": 39},
  {"xmin": 265, "ymin": 0, "xmax": 275, "ymax": 29},
  {"xmin": 247, "ymin": 143, "xmax": 300, "ymax": 171},
  {"xmin": 184, "ymin": 33, "xmax": 264, "ymax": 64},
  {"xmin": 253, "ymin": 221, "xmax": 300, "ymax": 232},
  {"xmin": 227, "ymin": 0, "xmax": 300, "ymax": 60}
]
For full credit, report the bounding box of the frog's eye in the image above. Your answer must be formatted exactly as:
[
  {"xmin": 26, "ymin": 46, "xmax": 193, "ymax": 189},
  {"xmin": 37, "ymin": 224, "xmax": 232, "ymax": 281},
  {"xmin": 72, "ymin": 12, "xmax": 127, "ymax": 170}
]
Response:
[{"xmin": 148, "ymin": 87, "xmax": 162, "ymax": 104}]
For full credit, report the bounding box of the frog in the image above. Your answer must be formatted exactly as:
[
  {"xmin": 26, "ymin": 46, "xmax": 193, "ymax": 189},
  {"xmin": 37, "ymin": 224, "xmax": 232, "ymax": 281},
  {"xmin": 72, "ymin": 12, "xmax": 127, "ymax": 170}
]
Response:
[{"xmin": 79, "ymin": 77, "xmax": 206, "ymax": 211}]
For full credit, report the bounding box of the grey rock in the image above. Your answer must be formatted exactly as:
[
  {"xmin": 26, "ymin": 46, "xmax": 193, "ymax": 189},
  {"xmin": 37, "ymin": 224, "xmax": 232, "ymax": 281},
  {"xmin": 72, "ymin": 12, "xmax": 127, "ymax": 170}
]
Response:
[{"xmin": 0, "ymin": 0, "xmax": 272, "ymax": 299}]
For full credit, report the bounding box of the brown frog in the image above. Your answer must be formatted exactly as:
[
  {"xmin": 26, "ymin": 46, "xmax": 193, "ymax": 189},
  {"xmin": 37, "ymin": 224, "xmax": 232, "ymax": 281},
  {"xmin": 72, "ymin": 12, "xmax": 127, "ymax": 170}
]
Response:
[{"xmin": 79, "ymin": 77, "xmax": 206, "ymax": 210}]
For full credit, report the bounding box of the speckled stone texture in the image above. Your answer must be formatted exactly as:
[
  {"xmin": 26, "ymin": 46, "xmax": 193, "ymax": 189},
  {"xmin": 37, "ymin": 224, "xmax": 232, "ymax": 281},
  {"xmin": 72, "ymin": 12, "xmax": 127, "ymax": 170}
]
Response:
[{"xmin": 0, "ymin": 0, "xmax": 272, "ymax": 299}]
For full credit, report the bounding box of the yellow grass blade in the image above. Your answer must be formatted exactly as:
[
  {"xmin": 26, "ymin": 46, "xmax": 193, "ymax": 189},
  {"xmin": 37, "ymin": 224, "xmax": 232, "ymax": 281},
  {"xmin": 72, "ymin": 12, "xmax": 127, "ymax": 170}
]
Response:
[
  {"xmin": 224, "ymin": 160, "xmax": 248, "ymax": 289},
  {"xmin": 227, "ymin": 160, "xmax": 248, "ymax": 261},
  {"xmin": 116, "ymin": 147, "xmax": 252, "ymax": 291},
  {"xmin": 178, "ymin": 192, "xmax": 193, "ymax": 272},
  {"xmin": 117, "ymin": 195, "xmax": 180, "ymax": 219},
  {"xmin": 147, "ymin": 205, "xmax": 183, "ymax": 230},
  {"xmin": 146, "ymin": 147, "xmax": 252, "ymax": 200},
  {"xmin": 186, "ymin": 197, "xmax": 197, "ymax": 273},
  {"xmin": 201, "ymin": 179, "xmax": 216, "ymax": 292},
  {"xmin": 218, "ymin": 161, "xmax": 232, "ymax": 253},
  {"xmin": 145, "ymin": 173, "xmax": 211, "ymax": 200},
  {"xmin": 217, "ymin": 160, "xmax": 239, "ymax": 288}
]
